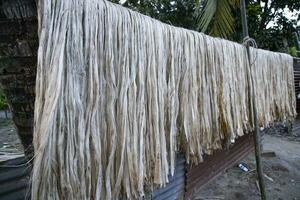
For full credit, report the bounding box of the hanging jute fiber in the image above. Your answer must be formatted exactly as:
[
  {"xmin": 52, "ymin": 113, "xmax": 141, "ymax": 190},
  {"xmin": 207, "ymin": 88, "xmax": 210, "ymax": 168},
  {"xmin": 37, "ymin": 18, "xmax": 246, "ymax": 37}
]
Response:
[{"xmin": 32, "ymin": 0, "xmax": 296, "ymax": 199}]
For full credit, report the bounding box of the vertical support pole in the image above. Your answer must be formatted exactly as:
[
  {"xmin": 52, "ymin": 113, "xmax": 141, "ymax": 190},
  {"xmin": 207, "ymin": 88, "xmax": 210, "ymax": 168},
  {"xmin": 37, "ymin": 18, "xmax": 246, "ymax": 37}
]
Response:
[{"xmin": 240, "ymin": 0, "xmax": 267, "ymax": 199}]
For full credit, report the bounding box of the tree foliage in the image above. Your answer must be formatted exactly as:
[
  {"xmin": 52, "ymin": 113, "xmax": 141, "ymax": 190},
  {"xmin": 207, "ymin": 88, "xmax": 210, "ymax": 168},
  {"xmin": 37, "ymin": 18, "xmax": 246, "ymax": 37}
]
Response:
[
  {"xmin": 199, "ymin": 0, "xmax": 300, "ymax": 52},
  {"xmin": 196, "ymin": 0, "xmax": 239, "ymax": 38},
  {"xmin": 111, "ymin": 0, "xmax": 197, "ymax": 29},
  {"xmin": 245, "ymin": 0, "xmax": 299, "ymax": 52}
]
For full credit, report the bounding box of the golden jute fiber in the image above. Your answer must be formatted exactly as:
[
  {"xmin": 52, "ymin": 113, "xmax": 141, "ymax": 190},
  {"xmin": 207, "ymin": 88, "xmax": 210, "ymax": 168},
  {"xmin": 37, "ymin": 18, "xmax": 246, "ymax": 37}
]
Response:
[{"xmin": 32, "ymin": 0, "xmax": 296, "ymax": 199}]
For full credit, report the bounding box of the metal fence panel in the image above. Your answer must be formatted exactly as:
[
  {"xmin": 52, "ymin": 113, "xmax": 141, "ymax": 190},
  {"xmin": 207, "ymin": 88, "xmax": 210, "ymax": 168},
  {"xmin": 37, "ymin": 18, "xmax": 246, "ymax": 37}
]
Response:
[
  {"xmin": 152, "ymin": 154, "xmax": 186, "ymax": 200},
  {"xmin": 0, "ymin": 157, "xmax": 31, "ymax": 200}
]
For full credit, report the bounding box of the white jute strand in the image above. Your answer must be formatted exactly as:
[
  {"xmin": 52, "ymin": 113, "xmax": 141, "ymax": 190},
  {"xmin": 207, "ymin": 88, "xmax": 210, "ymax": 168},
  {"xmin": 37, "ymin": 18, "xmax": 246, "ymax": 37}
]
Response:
[{"xmin": 32, "ymin": 0, "xmax": 296, "ymax": 199}]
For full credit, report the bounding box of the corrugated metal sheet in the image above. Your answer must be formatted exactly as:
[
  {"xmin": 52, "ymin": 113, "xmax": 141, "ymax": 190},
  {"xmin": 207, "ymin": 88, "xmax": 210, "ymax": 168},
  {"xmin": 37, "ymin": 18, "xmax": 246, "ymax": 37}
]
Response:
[
  {"xmin": 293, "ymin": 58, "xmax": 300, "ymax": 114},
  {"xmin": 0, "ymin": 157, "xmax": 31, "ymax": 200},
  {"xmin": 185, "ymin": 134, "xmax": 254, "ymax": 200},
  {"xmin": 0, "ymin": 139, "xmax": 253, "ymax": 200},
  {"xmin": 151, "ymin": 154, "xmax": 186, "ymax": 200},
  {"xmin": 292, "ymin": 119, "xmax": 300, "ymax": 134}
]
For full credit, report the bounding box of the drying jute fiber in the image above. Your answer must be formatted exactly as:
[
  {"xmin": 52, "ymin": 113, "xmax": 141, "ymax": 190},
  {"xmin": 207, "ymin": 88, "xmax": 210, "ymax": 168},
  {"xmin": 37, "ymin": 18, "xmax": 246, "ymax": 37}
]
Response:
[{"xmin": 32, "ymin": 0, "xmax": 296, "ymax": 199}]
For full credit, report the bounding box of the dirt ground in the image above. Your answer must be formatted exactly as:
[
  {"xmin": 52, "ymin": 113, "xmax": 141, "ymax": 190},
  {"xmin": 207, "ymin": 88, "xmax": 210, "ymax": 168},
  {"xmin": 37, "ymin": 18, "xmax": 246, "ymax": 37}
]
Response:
[
  {"xmin": 194, "ymin": 131, "xmax": 300, "ymax": 200},
  {"xmin": 0, "ymin": 116, "xmax": 299, "ymax": 199}
]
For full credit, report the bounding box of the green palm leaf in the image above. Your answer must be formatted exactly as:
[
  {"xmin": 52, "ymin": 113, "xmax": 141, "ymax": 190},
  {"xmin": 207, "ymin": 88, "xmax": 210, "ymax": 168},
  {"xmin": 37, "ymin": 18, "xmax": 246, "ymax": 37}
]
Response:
[{"xmin": 196, "ymin": 0, "xmax": 239, "ymax": 38}]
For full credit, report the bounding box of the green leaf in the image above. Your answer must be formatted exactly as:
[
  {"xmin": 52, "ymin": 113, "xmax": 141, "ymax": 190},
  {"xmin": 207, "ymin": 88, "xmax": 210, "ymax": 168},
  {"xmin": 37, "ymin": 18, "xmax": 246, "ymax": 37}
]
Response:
[{"xmin": 196, "ymin": 0, "xmax": 239, "ymax": 38}]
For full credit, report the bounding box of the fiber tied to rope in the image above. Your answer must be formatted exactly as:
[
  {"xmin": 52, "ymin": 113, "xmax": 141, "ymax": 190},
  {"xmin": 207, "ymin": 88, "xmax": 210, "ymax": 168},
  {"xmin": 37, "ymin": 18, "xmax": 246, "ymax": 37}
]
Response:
[
  {"xmin": 243, "ymin": 36, "xmax": 257, "ymax": 48},
  {"xmin": 243, "ymin": 36, "xmax": 258, "ymax": 66}
]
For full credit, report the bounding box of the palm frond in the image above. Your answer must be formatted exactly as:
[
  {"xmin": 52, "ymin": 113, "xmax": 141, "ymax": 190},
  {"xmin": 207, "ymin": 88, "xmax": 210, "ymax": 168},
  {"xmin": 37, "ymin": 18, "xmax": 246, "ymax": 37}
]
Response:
[{"xmin": 196, "ymin": 0, "xmax": 239, "ymax": 38}]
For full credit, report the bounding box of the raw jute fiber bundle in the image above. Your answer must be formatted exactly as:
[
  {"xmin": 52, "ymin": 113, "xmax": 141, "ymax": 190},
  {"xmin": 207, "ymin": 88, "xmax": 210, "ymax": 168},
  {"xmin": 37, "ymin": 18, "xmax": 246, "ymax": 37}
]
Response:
[{"xmin": 32, "ymin": 0, "xmax": 296, "ymax": 199}]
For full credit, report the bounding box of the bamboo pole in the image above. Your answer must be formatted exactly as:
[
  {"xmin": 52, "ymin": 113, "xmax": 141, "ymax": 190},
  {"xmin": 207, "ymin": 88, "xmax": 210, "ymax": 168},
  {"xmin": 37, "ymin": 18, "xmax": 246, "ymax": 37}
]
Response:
[{"xmin": 240, "ymin": 0, "xmax": 267, "ymax": 199}]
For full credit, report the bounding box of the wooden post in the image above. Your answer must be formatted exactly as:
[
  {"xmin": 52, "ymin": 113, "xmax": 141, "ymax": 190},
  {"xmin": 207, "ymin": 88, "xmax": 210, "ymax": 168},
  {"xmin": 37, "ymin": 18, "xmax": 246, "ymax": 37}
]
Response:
[{"xmin": 240, "ymin": 0, "xmax": 267, "ymax": 199}]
